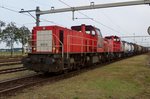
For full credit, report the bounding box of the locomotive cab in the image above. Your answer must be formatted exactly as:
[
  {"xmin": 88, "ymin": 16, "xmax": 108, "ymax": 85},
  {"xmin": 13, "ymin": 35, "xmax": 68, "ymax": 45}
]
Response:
[
  {"xmin": 71, "ymin": 24, "xmax": 103, "ymax": 38},
  {"xmin": 104, "ymin": 36, "xmax": 123, "ymax": 59},
  {"xmin": 104, "ymin": 36, "xmax": 122, "ymax": 52},
  {"xmin": 72, "ymin": 24, "xmax": 104, "ymax": 51}
]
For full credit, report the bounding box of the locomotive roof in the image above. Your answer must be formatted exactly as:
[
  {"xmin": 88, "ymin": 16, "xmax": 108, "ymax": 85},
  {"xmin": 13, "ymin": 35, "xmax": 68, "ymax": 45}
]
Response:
[
  {"xmin": 71, "ymin": 25, "xmax": 99, "ymax": 31},
  {"xmin": 33, "ymin": 25, "xmax": 67, "ymax": 29},
  {"xmin": 105, "ymin": 35, "xmax": 120, "ymax": 39}
]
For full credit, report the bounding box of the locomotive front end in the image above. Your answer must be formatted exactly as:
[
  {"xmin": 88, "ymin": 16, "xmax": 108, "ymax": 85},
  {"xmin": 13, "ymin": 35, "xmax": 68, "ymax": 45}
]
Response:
[{"xmin": 22, "ymin": 26, "xmax": 64, "ymax": 73}]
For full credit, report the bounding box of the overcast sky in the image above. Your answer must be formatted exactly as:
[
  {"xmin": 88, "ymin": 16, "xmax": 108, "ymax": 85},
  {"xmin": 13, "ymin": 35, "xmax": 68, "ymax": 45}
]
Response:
[{"xmin": 0, "ymin": 0, "xmax": 150, "ymax": 48}]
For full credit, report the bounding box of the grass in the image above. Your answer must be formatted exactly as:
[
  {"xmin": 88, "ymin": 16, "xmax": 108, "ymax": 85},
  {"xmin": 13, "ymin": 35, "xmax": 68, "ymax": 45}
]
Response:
[{"xmin": 6, "ymin": 54, "xmax": 150, "ymax": 99}]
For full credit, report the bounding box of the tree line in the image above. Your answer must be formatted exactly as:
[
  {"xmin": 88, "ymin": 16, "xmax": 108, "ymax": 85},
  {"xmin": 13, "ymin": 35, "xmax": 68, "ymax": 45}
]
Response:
[{"xmin": 0, "ymin": 20, "xmax": 31, "ymax": 56}]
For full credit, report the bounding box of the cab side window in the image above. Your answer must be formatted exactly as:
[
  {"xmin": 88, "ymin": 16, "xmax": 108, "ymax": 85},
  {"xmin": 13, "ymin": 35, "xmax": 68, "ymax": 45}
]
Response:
[
  {"xmin": 86, "ymin": 30, "xmax": 90, "ymax": 34},
  {"xmin": 91, "ymin": 30, "xmax": 96, "ymax": 36},
  {"xmin": 96, "ymin": 29, "xmax": 102, "ymax": 37}
]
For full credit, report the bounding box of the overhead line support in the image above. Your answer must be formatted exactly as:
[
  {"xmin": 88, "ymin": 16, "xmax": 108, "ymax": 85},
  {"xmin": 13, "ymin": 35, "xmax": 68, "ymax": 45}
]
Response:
[
  {"xmin": 36, "ymin": 0, "xmax": 150, "ymax": 15},
  {"xmin": 19, "ymin": 0, "xmax": 150, "ymax": 26}
]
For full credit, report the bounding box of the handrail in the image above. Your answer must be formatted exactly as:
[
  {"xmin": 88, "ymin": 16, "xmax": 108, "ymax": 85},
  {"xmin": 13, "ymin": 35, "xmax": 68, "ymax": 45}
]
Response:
[
  {"xmin": 67, "ymin": 34, "xmax": 98, "ymax": 58},
  {"xmin": 26, "ymin": 33, "xmax": 64, "ymax": 58}
]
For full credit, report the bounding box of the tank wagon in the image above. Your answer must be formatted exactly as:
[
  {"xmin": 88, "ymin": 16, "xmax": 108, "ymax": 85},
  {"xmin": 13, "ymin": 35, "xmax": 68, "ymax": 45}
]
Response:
[{"xmin": 22, "ymin": 24, "xmax": 148, "ymax": 73}]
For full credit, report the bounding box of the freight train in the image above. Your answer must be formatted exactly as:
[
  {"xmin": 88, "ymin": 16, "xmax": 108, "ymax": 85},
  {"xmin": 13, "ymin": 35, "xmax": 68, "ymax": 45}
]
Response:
[{"xmin": 22, "ymin": 24, "xmax": 148, "ymax": 73}]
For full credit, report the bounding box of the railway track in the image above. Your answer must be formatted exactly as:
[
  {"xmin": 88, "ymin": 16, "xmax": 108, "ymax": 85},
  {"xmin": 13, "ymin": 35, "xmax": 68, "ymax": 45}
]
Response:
[
  {"xmin": 0, "ymin": 58, "xmax": 21, "ymax": 63},
  {"xmin": 0, "ymin": 74, "xmax": 41, "ymax": 96},
  {"xmin": 0, "ymin": 72, "xmax": 72, "ymax": 97},
  {"xmin": 0, "ymin": 61, "xmax": 21, "ymax": 66},
  {"xmin": 0, "ymin": 54, "xmax": 145, "ymax": 98},
  {"xmin": 0, "ymin": 57, "xmax": 22, "ymax": 66},
  {"xmin": 0, "ymin": 67, "xmax": 27, "ymax": 75}
]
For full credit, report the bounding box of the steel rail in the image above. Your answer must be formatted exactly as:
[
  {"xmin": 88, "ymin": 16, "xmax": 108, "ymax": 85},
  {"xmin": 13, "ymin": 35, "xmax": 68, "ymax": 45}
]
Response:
[
  {"xmin": 0, "ymin": 67, "xmax": 26, "ymax": 75},
  {"xmin": 0, "ymin": 61, "xmax": 21, "ymax": 66}
]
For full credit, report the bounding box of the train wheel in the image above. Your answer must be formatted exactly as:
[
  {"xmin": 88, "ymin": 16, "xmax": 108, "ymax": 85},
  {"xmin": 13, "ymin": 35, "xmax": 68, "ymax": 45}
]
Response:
[{"xmin": 77, "ymin": 65, "xmax": 81, "ymax": 71}]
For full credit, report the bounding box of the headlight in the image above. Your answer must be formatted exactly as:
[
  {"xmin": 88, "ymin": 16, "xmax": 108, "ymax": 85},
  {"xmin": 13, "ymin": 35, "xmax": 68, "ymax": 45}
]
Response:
[
  {"xmin": 33, "ymin": 47, "xmax": 36, "ymax": 50},
  {"xmin": 53, "ymin": 47, "xmax": 56, "ymax": 52},
  {"xmin": 56, "ymin": 49, "xmax": 59, "ymax": 53}
]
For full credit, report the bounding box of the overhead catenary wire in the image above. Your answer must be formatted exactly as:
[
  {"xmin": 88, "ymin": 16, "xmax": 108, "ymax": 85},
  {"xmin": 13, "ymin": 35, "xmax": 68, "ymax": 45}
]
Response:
[
  {"xmin": 0, "ymin": 1, "xmax": 149, "ymax": 47},
  {"xmin": 58, "ymin": 0, "xmax": 72, "ymax": 7},
  {"xmin": 0, "ymin": 5, "xmax": 33, "ymax": 18},
  {"xmin": 0, "ymin": 5, "xmax": 55, "ymax": 25},
  {"xmin": 100, "ymin": 11, "xmax": 129, "ymax": 35},
  {"xmin": 78, "ymin": 11, "xmax": 121, "ymax": 33},
  {"xmin": 0, "ymin": 5, "xmax": 64, "ymax": 27},
  {"xmin": 0, "ymin": 5, "xmax": 37, "ymax": 27},
  {"xmin": 0, "ymin": 2, "xmax": 147, "ymax": 34},
  {"xmin": 57, "ymin": 0, "xmax": 150, "ymax": 47},
  {"xmin": 57, "ymin": 0, "xmax": 150, "ymax": 45},
  {"xmin": 32, "ymin": 0, "xmax": 51, "ymax": 7},
  {"xmin": 57, "ymin": 0, "xmax": 121, "ymax": 34}
]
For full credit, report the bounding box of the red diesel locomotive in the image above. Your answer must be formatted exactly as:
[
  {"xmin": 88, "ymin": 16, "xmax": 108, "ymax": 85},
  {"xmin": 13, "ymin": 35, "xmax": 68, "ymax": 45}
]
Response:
[{"xmin": 23, "ymin": 24, "xmax": 148, "ymax": 73}]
